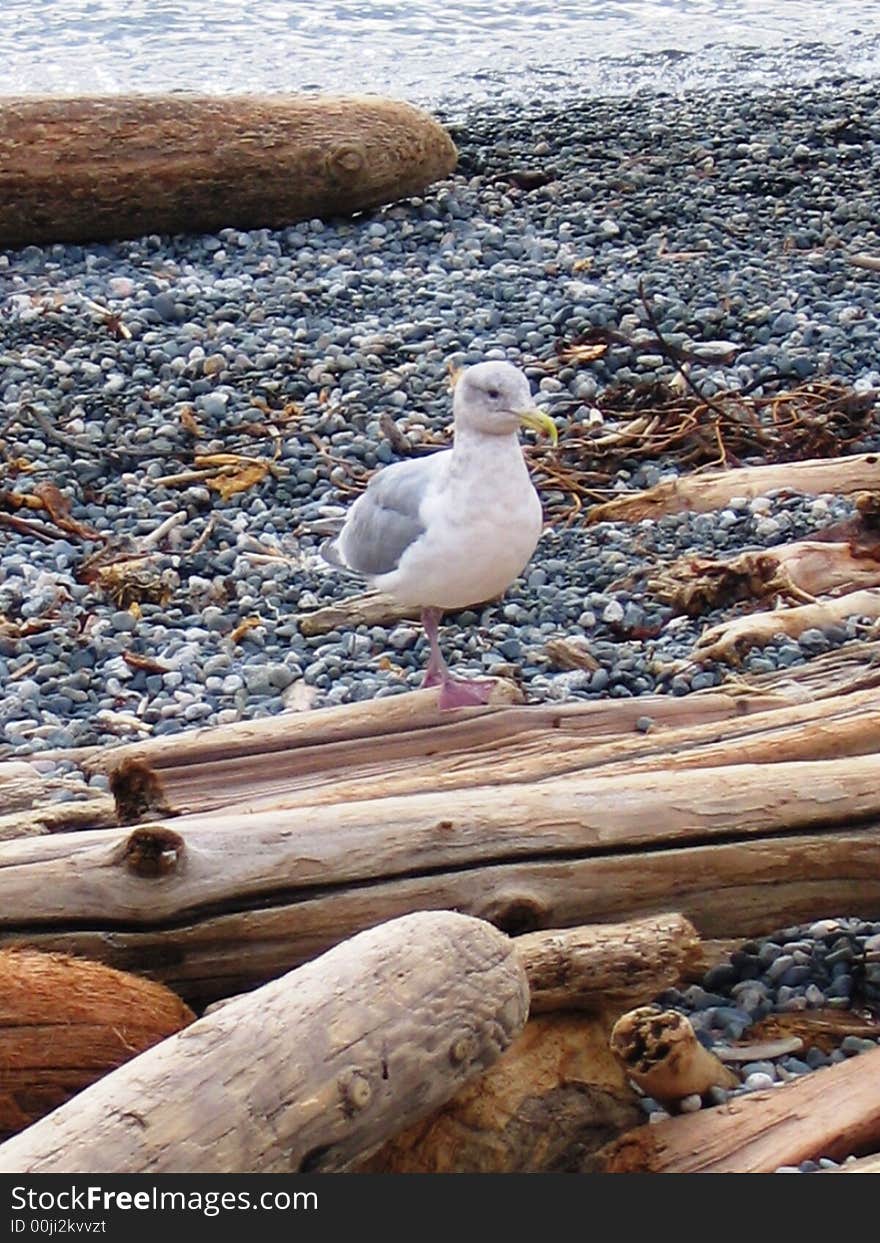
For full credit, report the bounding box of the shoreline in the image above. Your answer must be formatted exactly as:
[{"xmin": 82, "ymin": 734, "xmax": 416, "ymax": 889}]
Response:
[{"xmin": 2, "ymin": 76, "xmax": 880, "ymax": 758}]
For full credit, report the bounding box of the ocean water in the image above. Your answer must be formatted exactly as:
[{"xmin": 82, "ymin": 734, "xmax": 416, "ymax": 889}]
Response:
[{"xmin": 4, "ymin": 1, "xmax": 880, "ymax": 104}]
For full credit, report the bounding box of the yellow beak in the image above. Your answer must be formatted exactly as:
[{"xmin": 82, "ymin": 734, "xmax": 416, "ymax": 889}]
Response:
[{"xmin": 518, "ymin": 408, "xmax": 559, "ymax": 446}]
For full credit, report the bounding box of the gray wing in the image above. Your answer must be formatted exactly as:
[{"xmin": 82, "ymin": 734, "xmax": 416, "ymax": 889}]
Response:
[{"xmin": 333, "ymin": 457, "xmax": 432, "ymax": 577}]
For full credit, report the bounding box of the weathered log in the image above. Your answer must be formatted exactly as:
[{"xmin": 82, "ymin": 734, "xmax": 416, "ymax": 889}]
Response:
[
  {"xmin": 5, "ymin": 756, "xmax": 880, "ymax": 927},
  {"xmin": 0, "ymin": 95, "xmax": 457, "ymax": 248},
  {"xmin": 602, "ymin": 1045, "xmax": 880, "ymax": 1173},
  {"xmin": 358, "ymin": 1013, "xmax": 642, "ymax": 1173},
  {"xmin": 0, "ymin": 948, "xmax": 193, "ymax": 1140},
  {"xmin": 610, "ymin": 1007, "xmax": 738, "ymax": 1105},
  {"xmin": 55, "ymin": 639, "xmax": 878, "ymax": 772},
  {"xmin": 2, "ymin": 825, "xmax": 878, "ymax": 1006},
  {"xmin": 587, "ymin": 452, "xmax": 880, "ymax": 522},
  {"xmin": 94, "ymin": 673, "xmax": 880, "ymax": 820},
  {"xmin": 515, "ymin": 914, "xmax": 701, "ymax": 1014},
  {"xmin": 693, "ymin": 588, "xmax": 880, "ymax": 664},
  {"xmin": 0, "ymin": 910, "xmax": 527, "ymax": 1174}
]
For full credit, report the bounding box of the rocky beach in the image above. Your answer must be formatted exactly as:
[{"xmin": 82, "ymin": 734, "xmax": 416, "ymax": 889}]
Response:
[
  {"xmin": 3, "ymin": 78, "xmax": 880, "ymax": 760},
  {"xmin": 3, "ymin": 70, "xmax": 880, "ymax": 1172}
]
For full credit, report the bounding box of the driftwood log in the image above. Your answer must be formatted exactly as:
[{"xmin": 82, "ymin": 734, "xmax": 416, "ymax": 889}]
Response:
[
  {"xmin": 648, "ymin": 538, "xmax": 880, "ymax": 615},
  {"xmin": 602, "ymin": 1045, "xmax": 880, "ymax": 1173},
  {"xmin": 516, "ymin": 914, "xmax": 701, "ymax": 1013},
  {"xmin": 2, "ymin": 753, "xmax": 880, "ymax": 1003},
  {"xmin": 692, "ymin": 588, "xmax": 880, "ymax": 664},
  {"xmin": 587, "ymin": 451, "xmax": 880, "ymax": 523},
  {"xmin": 610, "ymin": 1007, "xmax": 738, "ymax": 1105},
  {"xmin": 0, "ymin": 949, "xmax": 193, "ymax": 1140},
  {"xmin": 0, "ymin": 911, "xmax": 528, "ymax": 1174},
  {"xmin": 94, "ymin": 680, "xmax": 880, "ymax": 818},
  {"xmin": 0, "ymin": 95, "xmax": 457, "ymax": 247},
  {"xmin": 360, "ymin": 916, "xmax": 703, "ymax": 1172}
]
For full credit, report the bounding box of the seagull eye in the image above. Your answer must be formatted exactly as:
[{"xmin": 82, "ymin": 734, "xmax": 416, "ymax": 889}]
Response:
[{"xmin": 487, "ymin": 388, "xmax": 500, "ymax": 400}]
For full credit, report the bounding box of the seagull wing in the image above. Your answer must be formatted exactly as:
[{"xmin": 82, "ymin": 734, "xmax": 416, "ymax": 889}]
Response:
[{"xmin": 329, "ymin": 456, "xmax": 438, "ymax": 578}]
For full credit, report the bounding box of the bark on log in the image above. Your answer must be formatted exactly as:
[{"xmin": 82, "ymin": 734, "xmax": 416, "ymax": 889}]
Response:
[
  {"xmin": 0, "ymin": 949, "xmax": 194, "ymax": 1140},
  {"xmin": 610, "ymin": 1007, "xmax": 738, "ymax": 1105},
  {"xmin": 515, "ymin": 914, "xmax": 702, "ymax": 1014},
  {"xmin": 0, "ymin": 911, "xmax": 528, "ymax": 1174},
  {"xmin": 587, "ymin": 452, "xmax": 880, "ymax": 522},
  {"xmin": 693, "ymin": 588, "xmax": 880, "ymax": 664},
  {"xmin": 358, "ymin": 1013, "xmax": 643, "ymax": 1173},
  {"xmin": 602, "ymin": 1045, "xmax": 880, "ymax": 1173},
  {"xmin": 0, "ymin": 95, "xmax": 457, "ymax": 248}
]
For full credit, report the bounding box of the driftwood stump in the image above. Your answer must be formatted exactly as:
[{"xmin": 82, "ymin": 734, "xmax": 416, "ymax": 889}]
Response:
[
  {"xmin": 0, "ymin": 95, "xmax": 457, "ymax": 247},
  {"xmin": 0, "ymin": 911, "xmax": 528, "ymax": 1174},
  {"xmin": 359, "ymin": 1013, "xmax": 642, "ymax": 1173}
]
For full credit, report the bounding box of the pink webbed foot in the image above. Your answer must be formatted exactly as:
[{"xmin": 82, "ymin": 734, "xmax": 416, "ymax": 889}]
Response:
[{"xmin": 436, "ymin": 676, "xmax": 495, "ymax": 710}]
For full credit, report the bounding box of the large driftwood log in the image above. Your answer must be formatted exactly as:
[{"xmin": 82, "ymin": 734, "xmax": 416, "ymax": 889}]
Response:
[
  {"xmin": 602, "ymin": 1045, "xmax": 880, "ymax": 1173},
  {"xmin": 0, "ymin": 95, "xmax": 457, "ymax": 247},
  {"xmin": 1, "ymin": 823, "xmax": 878, "ymax": 1005},
  {"xmin": 89, "ymin": 663, "xmax": 880, "ymax": 820},
  {"xmin": 358, "ymin": 1013, "xmax": 642, "ymax": 1173},
  {"xmin": 610, "ymin": 1007, "xmax": 738, "ymax": 1105},
  {"xmin": 516, "ymin": 914, "xmax": 701, "ymax": 1014},
  {"xmin": 0, "ymin": 949, "xmax": 193, "ymax": 1140},
  {"xmin": 5, "ymin": 756, "xmax": 880, "ymax": 927},
  {"xmin": 101, "ymin": 680, "xmax": 880, "ymax": 817},
  {"xmin": 587, "ymin": 452, "xmax": 880, "ymax": 522},
  {"xmin": 0, "ymin": 911, "xmax": 528, "ymax": 1174}
]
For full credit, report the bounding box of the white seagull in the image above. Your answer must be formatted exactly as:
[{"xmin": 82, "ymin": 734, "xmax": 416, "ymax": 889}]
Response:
[{"xmin": 325, "ymin": 361, "xmax": 557, "ymax": 708}]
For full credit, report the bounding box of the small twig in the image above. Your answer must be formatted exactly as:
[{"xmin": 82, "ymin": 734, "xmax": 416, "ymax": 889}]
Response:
[
  {"xmin": 0, "ymin": 511, "xmax": 62, "ymax": 542},
  {"xmin": 185, "ymin": 514, "xmax": 217, "ymax": 557},
  {"xmin": 140, "ymin": 510, "xmax": 187, "ymax": 550},
  {"xmin": 637, "ymin": 282, "xmax": 735, "ymax": 430},
  {"xmin": 26, "ymin": 405, "xmax": 160, "ymax": 462}
]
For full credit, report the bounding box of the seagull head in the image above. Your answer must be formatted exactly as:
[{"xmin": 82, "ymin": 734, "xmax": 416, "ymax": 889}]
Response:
[{"xmin": 453, "ymin": 361, "xmax": 558, "ymax": 444}]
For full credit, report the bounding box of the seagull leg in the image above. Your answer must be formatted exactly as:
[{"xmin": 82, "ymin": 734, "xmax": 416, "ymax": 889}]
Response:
[
  {"xmin": 420, "ymin": 607, "xmax": 447, "ymax": 688},
  {"xmin": 420, "ymin": 607, "xmax": 495, "ymax": 709}
]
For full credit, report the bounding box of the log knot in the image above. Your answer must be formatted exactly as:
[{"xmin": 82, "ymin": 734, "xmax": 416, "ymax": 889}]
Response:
[
  {"xmin": 122, "ymin": 826, "xmax": 185, "ymax": 877},
  {"xmin": 338, "ymin": 1069, "xmax": 373, "ymax": 1113},
  {"xmin": 326, "ymin": 143, "xmax": 366, "ymax": 179},
  {"xmin": 448, "ymin": 1031, "xmax": 477, "ymax": 1066}
]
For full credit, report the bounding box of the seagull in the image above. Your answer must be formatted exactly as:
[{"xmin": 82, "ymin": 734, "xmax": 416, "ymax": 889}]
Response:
[{"xmin": 325, "ymin": 361, "xmax": 557, "ymax": 709}]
